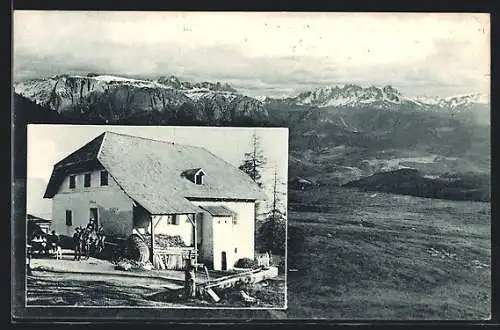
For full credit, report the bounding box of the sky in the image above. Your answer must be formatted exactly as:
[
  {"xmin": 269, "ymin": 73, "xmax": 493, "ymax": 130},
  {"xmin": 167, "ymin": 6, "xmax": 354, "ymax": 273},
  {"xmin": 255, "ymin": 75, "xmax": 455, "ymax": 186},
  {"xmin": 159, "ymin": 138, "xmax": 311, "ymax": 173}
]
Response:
[
  {"xmin": 26, "ymin": 125, "xmax": 288, "ymax": 217},
  {"xmin": 13, "ymin": 11, "xmax": 490, "ymax": 98}
]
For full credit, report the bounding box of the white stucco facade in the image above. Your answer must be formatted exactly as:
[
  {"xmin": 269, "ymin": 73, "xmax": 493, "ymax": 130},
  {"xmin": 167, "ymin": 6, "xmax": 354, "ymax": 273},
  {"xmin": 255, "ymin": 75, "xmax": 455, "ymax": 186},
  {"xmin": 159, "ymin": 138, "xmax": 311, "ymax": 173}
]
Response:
[{"xmin": 51, "ymin": 169, "xmax": 134, "ymax": 237}]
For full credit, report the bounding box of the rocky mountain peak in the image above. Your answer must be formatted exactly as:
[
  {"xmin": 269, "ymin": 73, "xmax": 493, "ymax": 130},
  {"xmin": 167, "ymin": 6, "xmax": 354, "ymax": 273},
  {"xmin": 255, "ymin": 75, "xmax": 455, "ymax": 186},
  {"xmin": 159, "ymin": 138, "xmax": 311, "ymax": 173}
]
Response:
[
  {"xmin": 291, "ymin": 84, "xmax": 404, "ymax": 108},
  {"xmin": 155, "ymin": 75, "xmax": 238, "ymax": 93},
  {"xmin": 13, "ymin": 74, "xmax": 266, "ymax": 125},
  {"xmin": 261, "ymin": 83, "xmax": 488, "ymax": 112},
  {"xmin": 157, "ymin": 75, "xmax": 183, "ymax": 89}
]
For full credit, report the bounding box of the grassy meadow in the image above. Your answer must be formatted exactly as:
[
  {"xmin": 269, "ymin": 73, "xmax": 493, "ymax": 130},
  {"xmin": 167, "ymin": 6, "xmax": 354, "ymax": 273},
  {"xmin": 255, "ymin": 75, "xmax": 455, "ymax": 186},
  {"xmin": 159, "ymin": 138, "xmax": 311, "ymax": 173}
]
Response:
[{"xmin": 286, "ymin": 186, "xmax": 491, "ymax": 319}]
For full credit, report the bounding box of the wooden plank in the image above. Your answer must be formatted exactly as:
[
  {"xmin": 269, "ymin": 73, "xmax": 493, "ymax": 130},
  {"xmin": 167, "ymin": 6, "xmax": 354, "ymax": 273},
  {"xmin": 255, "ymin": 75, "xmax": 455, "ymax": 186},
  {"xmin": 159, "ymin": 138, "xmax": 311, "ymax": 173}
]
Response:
[
  {"xmin": 158, "ymin": 255, "xmax": 166, "ymax": 270},
  {"xmin": 204, "ymin": 288, "xmax": 220, "ymax": 303}
]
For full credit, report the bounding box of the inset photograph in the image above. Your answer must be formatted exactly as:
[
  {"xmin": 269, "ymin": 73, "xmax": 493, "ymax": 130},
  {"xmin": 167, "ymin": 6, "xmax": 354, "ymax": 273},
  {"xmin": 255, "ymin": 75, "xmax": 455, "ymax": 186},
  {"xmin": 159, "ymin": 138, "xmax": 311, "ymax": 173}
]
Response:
[{"xmin": 26, "ymin": 125, "xmax": 288, "ymax": 308}]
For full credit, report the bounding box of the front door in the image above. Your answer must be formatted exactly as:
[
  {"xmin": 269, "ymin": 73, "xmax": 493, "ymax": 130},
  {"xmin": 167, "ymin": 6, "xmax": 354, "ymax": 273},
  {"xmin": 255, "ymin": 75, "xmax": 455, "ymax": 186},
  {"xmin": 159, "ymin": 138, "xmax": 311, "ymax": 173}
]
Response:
[
  {"xmin": 221, "ymin": 251, "xmax": 227, "ymax": 271},
  {"xmin": 89, "ymin": 208, "xmax": 98, "ymax": 227}
]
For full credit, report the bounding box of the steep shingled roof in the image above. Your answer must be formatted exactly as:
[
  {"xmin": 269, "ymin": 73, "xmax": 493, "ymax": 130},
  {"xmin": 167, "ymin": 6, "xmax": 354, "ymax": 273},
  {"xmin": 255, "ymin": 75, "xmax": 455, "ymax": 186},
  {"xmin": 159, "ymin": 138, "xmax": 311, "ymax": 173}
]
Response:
[{"xmin": 44, "ymin": 131, "xmax": 267, "ymax": 215}]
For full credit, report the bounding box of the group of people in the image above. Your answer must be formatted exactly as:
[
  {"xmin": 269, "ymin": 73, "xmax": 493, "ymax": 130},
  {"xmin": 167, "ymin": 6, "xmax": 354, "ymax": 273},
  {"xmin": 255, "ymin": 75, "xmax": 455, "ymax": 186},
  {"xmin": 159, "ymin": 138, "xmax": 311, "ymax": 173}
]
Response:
[
  {"xmin": 30, "ymin": 230, "xmax": 61, "ymax": 256},
  {"xmin": 72, "ymin": 219, "xmax": 106, "ymax": 261},
  {"xmin": 29, "ymin": 218, "xmax": 106, "ymax": 261}
]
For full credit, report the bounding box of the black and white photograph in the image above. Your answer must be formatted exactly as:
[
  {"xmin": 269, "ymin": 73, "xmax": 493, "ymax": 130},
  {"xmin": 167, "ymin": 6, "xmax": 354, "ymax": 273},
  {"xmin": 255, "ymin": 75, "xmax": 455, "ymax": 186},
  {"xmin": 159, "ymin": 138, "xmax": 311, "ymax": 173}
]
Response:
[
  {"xmin": 25, "ymin": 125, "xmax": 288, "ymax": 308},
  {"xmin": 12, "ymin": 11, "xmax": 491, "ymax": 320}
]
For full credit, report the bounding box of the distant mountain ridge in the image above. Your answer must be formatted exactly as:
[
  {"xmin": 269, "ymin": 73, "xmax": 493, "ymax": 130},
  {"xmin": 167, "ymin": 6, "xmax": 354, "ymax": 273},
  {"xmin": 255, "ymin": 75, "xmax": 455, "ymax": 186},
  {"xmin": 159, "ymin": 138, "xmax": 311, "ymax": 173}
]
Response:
[
  {"xmin": 14, "ymin": 74, "xmax": 489, "ymax": 124},
  {"xmin": 262, "ymin": 84, "xmax": 489, "ymax": 111},
  {"xmin": 14, "ymin": 74, "xmax": 267, "ymax": 125}
]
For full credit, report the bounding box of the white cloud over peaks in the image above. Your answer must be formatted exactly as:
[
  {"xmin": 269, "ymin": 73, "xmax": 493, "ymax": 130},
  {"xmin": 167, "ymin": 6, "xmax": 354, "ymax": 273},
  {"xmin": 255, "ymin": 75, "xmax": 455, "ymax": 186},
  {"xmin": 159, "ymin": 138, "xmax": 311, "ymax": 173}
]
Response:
[{"xmin": 13, "ymin": 11, "xmax": 490, "ymax": 97}]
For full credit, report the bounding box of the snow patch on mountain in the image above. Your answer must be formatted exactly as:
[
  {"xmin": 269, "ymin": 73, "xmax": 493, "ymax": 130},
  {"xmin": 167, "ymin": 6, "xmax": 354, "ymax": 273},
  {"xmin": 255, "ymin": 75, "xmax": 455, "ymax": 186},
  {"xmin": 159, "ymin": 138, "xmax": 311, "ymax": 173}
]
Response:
[
  {"xmin": 413, "ymin": 93, "xmax": 489, "ymax": 108},
  {"xmin": 184, "ymin": 89, "xmax": 239, "ymax": 103},
  {"xmin": 259, "ymin": 84, "xmax": 489, "ymax": 111}
]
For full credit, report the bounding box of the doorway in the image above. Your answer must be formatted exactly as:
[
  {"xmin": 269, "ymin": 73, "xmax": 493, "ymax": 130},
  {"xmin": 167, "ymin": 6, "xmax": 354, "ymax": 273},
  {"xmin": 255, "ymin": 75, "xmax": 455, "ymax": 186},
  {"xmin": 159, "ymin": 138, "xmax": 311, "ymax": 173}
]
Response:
[
  {"xmin": 221, "ymin": 251, "xmax": 227, "ymax": 271},
  {"xmin": 89, "ymin": 207, "xmax": 98, "ymax": 227}
]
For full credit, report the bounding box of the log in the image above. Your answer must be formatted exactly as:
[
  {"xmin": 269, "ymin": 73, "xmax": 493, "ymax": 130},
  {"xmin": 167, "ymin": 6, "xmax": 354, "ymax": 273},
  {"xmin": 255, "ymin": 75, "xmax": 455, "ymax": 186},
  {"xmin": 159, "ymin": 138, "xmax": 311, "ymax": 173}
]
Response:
[{"xmin": 203, "ymin": 267, "xmax": 279, "ymax": 291}]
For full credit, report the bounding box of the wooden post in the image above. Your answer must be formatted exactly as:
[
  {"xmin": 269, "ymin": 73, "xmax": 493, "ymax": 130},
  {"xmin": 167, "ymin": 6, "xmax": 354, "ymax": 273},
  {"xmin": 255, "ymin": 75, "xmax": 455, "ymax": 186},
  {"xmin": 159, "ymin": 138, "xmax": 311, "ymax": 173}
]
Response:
[
  {"xmin": 187, "ymin": 213, "xmax": 198, "ymax": 265},
  {"xmin": 150, "ymin": 215, "xmax": 155, "ymax": 264},
  {"xmin": 184, "ymin": 257, "xmax": 196, "ymax": 299},
  {"xmin": 193, "ymin": 213, "xmax": 198, "ymax": 265}
]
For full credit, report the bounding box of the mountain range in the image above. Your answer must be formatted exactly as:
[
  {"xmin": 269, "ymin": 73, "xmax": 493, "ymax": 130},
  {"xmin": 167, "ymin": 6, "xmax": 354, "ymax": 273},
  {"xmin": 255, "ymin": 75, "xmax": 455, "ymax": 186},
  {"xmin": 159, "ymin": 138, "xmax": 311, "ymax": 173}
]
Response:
[
  {"xmin": 14, "ymin": 74, "xmax": 489, "ymax": 124},
  {"xmin": 14, "ymin": 73, "xmax": 491, "ymax": 207},
  {"xmin": 14, "ymin": 74, "xmax": 268, "ymax": 125},
  {"xmin": 261, "ymin": 84, "xmax": 488, "ymax": 111}
]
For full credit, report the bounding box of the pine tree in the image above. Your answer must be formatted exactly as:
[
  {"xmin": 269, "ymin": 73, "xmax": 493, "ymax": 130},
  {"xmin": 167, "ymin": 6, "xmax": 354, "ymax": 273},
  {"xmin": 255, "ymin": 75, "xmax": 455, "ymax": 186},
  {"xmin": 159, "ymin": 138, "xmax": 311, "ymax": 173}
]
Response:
[
  {"xmin": 239, "ymin": 132, "xmax": 267, "ymax": 188},
  {"xmin": 258, "ymin": 167, "xmax": 287, "ymax": 254}
]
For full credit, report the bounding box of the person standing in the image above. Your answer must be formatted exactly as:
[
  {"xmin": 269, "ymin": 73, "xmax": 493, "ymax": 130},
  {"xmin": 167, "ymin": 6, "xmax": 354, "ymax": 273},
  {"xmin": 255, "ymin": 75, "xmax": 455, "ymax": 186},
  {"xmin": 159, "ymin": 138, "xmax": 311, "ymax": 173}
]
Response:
[
  {"xmin": 48, "ymin": 230, "xmax": 59, "ymax": 254},
  {"xmin": 87, "ymin": 218, "xmax": 95, "ymax": 231}
]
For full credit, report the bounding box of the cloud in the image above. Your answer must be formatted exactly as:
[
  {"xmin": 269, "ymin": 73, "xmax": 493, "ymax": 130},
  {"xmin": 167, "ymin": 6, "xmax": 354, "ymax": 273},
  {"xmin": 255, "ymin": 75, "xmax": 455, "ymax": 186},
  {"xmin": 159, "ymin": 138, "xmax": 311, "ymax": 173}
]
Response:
[{"xmin": 13, "ymin": 11, "xmax": 490, "ymax": 97}]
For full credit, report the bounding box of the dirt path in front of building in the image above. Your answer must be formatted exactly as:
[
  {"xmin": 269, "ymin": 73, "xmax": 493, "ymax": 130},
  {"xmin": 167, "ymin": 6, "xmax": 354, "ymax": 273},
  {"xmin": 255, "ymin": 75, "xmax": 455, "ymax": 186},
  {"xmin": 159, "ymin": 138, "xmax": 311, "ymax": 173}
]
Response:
[{"xmin": 27, "ymin": 270, "xmax": 186, "ymax": 306}]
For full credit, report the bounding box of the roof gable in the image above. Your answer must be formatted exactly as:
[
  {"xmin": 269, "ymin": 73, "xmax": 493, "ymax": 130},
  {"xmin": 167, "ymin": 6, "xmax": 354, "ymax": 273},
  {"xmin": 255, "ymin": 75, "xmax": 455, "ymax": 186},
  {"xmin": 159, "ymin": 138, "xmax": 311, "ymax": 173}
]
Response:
[{"xmin": 43, "ymin": 133, "xmax": 105, "ymax": 198}]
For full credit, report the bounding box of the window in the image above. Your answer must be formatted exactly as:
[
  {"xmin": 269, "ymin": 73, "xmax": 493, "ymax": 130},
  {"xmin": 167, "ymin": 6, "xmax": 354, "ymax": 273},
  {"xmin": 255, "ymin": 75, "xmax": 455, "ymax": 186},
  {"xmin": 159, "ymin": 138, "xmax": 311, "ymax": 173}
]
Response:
[
  {"xmin": 232, "ymin": 213, "xmax": 238, "ymax": 225},
  {"xmin": 69, "ymin": 175, "xmax": 76, "ymax": 189},
  {"xmin": 195, "ymin": 172, "xmax": 204, "ymax": 185},
  {"xmin": 84, "ymin": 173, "xmax": 91, "ymax": 187},
  {"xmin": 234, "ymin": 247, "xmax": 238, "ymax": 253},
  {"xmin": 167, "ymin": 214, "xmax": 179, "ymax": 225},
  {"xmin": 65, "ymin": 210, "xmax": 73, "ymax": 226},
  {"xmin": 182, "ymin": 168, "xmax": 206, "ymax": 184},
  {"xmin": 100, "ymin": 170, "xmax": 108, "ymax": 186}
]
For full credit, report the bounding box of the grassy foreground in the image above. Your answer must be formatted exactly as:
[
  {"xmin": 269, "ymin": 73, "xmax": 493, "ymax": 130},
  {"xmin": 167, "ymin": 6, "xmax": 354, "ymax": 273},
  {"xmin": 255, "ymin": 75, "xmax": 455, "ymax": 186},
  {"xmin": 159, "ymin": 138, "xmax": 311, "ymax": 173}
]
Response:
[{"xmin": 286, "ymin": 186, "xmax": 490, "ymax": 319}]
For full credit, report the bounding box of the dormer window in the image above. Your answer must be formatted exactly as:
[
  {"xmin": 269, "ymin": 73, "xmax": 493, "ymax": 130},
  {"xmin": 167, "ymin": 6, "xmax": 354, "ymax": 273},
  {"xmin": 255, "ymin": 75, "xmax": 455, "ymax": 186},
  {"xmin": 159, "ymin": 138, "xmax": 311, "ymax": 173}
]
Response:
[
  {"xmin": 182, "ymin": 168, "xmax": 206, "ymax": 185},
  {"xmin": 195, "ymin": 172, "xmax": 204, "ymax": 185}
]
